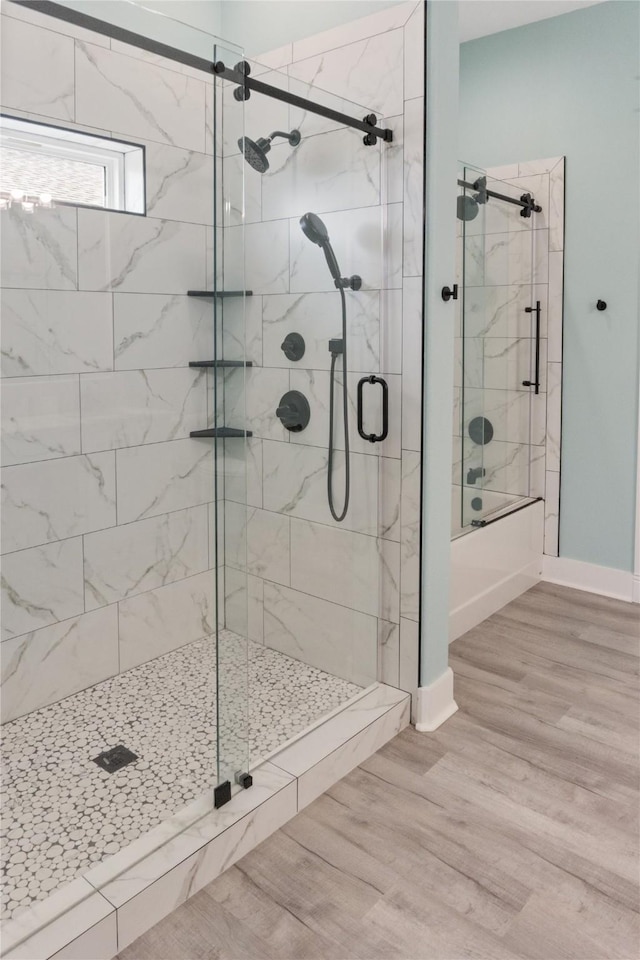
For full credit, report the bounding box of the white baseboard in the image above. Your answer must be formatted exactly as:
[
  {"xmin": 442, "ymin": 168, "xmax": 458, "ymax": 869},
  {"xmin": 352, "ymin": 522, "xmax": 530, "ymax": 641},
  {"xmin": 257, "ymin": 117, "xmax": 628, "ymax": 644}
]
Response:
[
  {"xmin": 414, "ymin": 668, "xmax": 458, "ymax": 732},
  {"xmin": 542, "ymin": 555, "xmax": 635, "ymax": 603}
]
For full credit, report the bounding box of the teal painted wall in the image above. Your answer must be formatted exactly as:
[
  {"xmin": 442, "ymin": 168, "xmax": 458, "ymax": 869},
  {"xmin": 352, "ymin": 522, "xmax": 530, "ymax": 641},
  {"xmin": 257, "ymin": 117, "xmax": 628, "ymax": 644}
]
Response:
[{"xmin": 459, "ymin": 1, "xmax": 640, "ymax": 573}]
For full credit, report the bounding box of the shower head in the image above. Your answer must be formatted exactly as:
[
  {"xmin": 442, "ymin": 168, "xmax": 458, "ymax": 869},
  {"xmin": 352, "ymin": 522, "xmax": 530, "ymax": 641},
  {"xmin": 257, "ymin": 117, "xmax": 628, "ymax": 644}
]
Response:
[
  {"xmin": 300, "ymin": 211, "xmax": 330, "ymax": 246},
  {"xmin": 238, "ymin": 129, "xmax": 301, "ymax": 173},
  {"xmin": 299, "ymin": 212, "xmax": 343, "ymax": 285},
  {"xmin": 457, "ymin": 194, "xmax": 480, "ymax": 222}
]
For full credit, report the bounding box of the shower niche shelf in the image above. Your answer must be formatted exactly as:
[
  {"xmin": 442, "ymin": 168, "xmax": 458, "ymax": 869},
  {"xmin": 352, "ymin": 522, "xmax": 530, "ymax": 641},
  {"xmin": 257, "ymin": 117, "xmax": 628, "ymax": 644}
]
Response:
[
  {"xmin": 190, "ymin": 427, "xmax": 253, "ymax": 438},
  {"xmin": 189, "ymin": 360, "xmax": 253, "ymax": 368},
  {"xmin": 187, "ymin": 290, "xmax": 253, "ymax": 299}
]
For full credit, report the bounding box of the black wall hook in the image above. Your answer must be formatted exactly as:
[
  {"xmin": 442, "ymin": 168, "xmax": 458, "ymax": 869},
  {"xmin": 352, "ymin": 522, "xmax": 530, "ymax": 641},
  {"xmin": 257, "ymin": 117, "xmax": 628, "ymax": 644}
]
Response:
[
  {"xmin": 441, "ymin": 284, "xmax": 458, "ymax": 302},
  {"xmin": 596, "ymin": 300, "xmax": 607, "ymax": 311}
]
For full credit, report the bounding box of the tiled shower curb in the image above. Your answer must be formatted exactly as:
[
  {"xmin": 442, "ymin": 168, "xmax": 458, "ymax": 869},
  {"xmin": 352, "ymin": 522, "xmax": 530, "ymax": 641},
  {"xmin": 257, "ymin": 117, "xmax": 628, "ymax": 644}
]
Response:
[{"xmin": 2, "ymin": 684, "xmax": 410, "ymax": 959}]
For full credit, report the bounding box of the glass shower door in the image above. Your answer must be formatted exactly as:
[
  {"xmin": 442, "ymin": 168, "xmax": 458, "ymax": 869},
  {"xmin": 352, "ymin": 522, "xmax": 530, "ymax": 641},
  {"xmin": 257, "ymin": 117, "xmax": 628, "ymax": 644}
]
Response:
[
  {"xmin": 459, "ymin": 165, "xmax": 537, "ymax": 529},
  {"xmin": 215, "ymin": 58, "xmax": 390, "ymax": 770}
]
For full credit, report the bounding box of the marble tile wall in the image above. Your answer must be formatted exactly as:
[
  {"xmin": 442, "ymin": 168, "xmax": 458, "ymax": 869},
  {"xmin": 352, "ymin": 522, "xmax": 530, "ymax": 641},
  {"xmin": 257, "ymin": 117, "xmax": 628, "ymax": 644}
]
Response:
[
  {"xmin": 0, "ymin": 3, "xmax": 219, "ymax": 722},
  {"xmin": 453, "ymin": 158, "xmax": 564, "ymax": 556},
  {"xmin": 221, "ymin": 0, "xmax": 424, "ymax": 692}
]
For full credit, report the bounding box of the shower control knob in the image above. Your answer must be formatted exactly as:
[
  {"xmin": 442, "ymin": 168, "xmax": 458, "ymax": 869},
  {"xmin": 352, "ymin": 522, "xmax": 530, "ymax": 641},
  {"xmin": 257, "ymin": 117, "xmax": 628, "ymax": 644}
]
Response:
[
  {"xmin": 280, "ymin": 332, "xmax": 306, "ymax": 361},
  {"xmin": 276, "ymin": 391, "xmax": 311, "ymax": 432}
]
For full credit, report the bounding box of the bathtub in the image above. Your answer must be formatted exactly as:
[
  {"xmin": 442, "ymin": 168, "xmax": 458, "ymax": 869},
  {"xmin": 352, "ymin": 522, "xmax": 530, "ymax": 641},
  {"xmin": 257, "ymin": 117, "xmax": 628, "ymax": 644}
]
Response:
[{"xmin": 449, "ymin": 495, "xmax": 544, "ymax": 642}]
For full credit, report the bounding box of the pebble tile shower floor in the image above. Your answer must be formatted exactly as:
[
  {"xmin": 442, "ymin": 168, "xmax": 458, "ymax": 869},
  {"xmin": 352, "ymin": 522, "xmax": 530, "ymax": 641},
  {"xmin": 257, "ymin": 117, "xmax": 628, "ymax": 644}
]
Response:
[{"xmin": 1, "ymin": 632, "xmax": 362, "ymax": 920}]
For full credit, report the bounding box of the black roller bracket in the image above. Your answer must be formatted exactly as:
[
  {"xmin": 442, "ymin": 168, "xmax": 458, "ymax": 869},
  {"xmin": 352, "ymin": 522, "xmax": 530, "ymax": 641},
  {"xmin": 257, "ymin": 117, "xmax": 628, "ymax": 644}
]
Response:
[
  {"xmin": 235, "ymin": 771, "xmax": 253, "ymax": 790},
  {"xmin": 276, "ymin": 391, "xmax": 311, "ymax": 432},
  {"xmin": 441, "ymin": 284, "xmax": 458, "ymax": 302},
  {"xmin": 233, "ymin": 59, "xmax": 251, "ymax": 100},
  {"xmin": 281, "ymin": 332, "xmax": 306, "ymax": 361},
  {"xmin": 596, "ymin": 300, "xmax": 607, "ymax": 311},
  {"xmin": 357, "ymin": 375, "xmax": 388, "ymax": 443},
  {"xmin": 363, "ymin": 113, "xmax": 378, "ymax": 146},
  {"xmin": 469, "ymin": 416, "xmax": 494, "ymax": 446}
]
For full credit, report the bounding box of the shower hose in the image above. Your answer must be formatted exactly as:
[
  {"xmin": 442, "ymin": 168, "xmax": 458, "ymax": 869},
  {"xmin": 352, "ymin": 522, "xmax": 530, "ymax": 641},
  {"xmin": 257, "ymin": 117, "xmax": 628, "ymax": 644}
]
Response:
[{"xmin": 328, "ymin": 287, "xmax": 349, "ymax": 522}]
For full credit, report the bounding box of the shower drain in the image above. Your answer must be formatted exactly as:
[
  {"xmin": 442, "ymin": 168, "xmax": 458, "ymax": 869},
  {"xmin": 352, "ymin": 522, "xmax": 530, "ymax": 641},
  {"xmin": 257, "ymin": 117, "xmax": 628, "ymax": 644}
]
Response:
[{"xmin": 93, "ymin": 744, "xmax": 138, "ymax": 773}]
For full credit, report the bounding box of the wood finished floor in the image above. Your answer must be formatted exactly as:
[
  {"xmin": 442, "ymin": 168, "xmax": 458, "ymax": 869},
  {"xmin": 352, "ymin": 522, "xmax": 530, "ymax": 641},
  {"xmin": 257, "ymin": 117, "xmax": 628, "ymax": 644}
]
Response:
[{"xmin": 118, "ymin": 583, "xmax": 640, "ymax": 960}]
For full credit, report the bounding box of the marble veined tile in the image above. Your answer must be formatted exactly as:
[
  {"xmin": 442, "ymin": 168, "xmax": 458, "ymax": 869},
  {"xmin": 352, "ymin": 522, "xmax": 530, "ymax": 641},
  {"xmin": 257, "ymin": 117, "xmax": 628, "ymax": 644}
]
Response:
[
  {"xmin": 222, "ymin": 295, "xmax": 263, "ymax": 367},
  {"xmin": 75, "ymin": 42, "xmax": 206, "ymax": 152},
  {"xmin": 463, "ymin": 387, "xmax": 546, "ymax": 447},
  {"xmin": 454, "ymin": 438, "xmax": 534, "ymax": 501},
  {"xmin": 549, "ymin": 158, "xmax": 565, "ymax": 252},
  {"xmin": 1, "ymin": 290, "xmax": 113, "ymax": 378},
  {"xmin": 115, "ymin": 438, "xmax": 214, "ymax": 525},
  {"xmin": 400, "ymin": 450, "xmax": 420, "ymax": 622},
  {"xmin": 288, "ymin": 368, "xmax": 401, "ymax": 461},
  {"xmin": 80, "ymin": 368, "xmax": 206, "ymax": 452},
  {"xmin": 484, "ymin": 230, "xmax": 549, "ymax": 287},
  {"xmin": 404, "ymin": 1, "xmax": 425, "ymax": 100},
  {"xmin": 84, "ymin": 505, "xmax": 209, "ymax": 610},
  {"xmin": 0, "ymin": 605, "xmax": 118, "ymax": 722},
  {"xmin": 118, "ymin": 569, "xmax": 216, "ymax": 671},
  {"xmin": 546, "ymin": 361, "xmax": 562, "ymax": 473},
  {"xmin": 223, "ymin": 153, "xmax": 262, "ymax": 227},
  {"xmin": 145, "ymin": 142, "xmax": 214, "ymax": 226},
  {"xmin": 262, "ymin": 439, "xmax": 378, "ymax": 536},
  {"xmin": 2, "ymin": 0, "xmax": 110, "ymax": 48},
  {"xmin": 1, "ymin": 205, "xmax": 77, "ymax": 291},
  {"xmin": 224, "ymin": 436, "xmax": 263, "ymax": 509},
  {"xmin": 290, "ymin": 203, "xmax": 402, "ymax": 294},
  {"xmin": 271, "ymin": 683, "xmax": 410, "ymax": 807},
  {"xmin": 224, "ymin": 567, "xmax": 264, "ymax": 643},
  {"xmin": 1, "ymin": 877, "xmax": 115, "ymax": 960},
  {"xmin": 402, "ymin": 96, "xmax": 425, "ymax": 278},
  {"xmin": 544, "ymin": 470, "xmax": 560, "ymax": 558},
  {"xmin": 1, "ymin": 538, "xmax": 84, "ymax": 642},
  {"xmin": 98, "ymin": 762, "xmax": 297, "ymax": 950},
  {"xmin": 114, "ymin": 293, "xmax": 213, "ymax": 371},
  {"xmin": 463, "ymin": 283, "xmax": 549, "ymax": 340},
  {"xmin": 401, "ymin": 276, "xmax": 423, "ymax": 452},
  {"xmin": 548, "ymin": 251, "xmax": 564, "ymax": 363},
  {"xmin": 291, "ymin": 694, "xmax": 409, "ymax": 808},
  {"xmin": 77, "ymin": 209, "xmax": 205, "ymax": 294},
  {"xmin": 1, "ymin": 376, "xmax": 81, "ymax": 466},
  {"xmin": 262, "ymin": 126, "xmax": 381, "ymax": 222},
  {"xmin": 483, "ymin": 337, "xmax": 547, "ymax": 393},
  {"xmin": 223, "ymin": 219, "xmax": 290, "ymax": 295},
  {"xmin": 263, "ymin": 581, "xmax": 378, "ymax": 687},
  {"xmin": 262, "ymin": 290, "xmax": 381, "ymax": 373},
  {"xmin": 290, "ymin": 1, "xmax": 415, "ymax": 61},
  {"xmin": 1, "ymin": 452, "xmax": 116, "ymax": 554},
  {"xmin": 225, "ymin": 502, "xmax": 290, "ymax": 585},
  {"xmin": 378, "ymin": 620, "xmax": 400, "ymax": 687},
  {"xmin": 0, "ymin": 15, "xmax": 74, "ymax": 121},
  {"xmin": 221, "ymin": 366, "xmax": 290, "ymax": 442},
  {"xmin": 290, "ymin": 517, "xmax": 399, "ymax": 621},
  {"xmin": 288, "ymin": 29, "xmax": 404, "ymax": 138}
]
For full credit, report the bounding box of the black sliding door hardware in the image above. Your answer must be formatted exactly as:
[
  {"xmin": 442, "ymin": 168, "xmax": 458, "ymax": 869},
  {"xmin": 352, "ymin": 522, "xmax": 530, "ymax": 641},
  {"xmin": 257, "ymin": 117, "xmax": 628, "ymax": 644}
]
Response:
[
  {"xmin": 357, "ymin": 376, "xmax": 389, "ymax": 443},
  {"xmin": 213, "ymin": 61, "xmax": 393, "ymax": 144},
  {"xmin": 522, "ymin": 300, "xmax": 542, "ymax": 395}
]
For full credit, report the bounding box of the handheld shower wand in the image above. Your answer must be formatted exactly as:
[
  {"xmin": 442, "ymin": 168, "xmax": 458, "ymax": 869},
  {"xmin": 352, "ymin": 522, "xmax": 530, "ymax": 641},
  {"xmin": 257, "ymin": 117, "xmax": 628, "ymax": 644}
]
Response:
[{"xmin": 299, "ymin": 213, "xmax": 361, "ymax": 522}]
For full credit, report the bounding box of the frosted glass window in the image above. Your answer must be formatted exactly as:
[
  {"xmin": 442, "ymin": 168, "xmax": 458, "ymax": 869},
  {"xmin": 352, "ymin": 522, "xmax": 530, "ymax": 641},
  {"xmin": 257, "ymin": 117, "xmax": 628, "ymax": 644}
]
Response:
[{"xmin": 0, "ymin": 115, "xmax": 145, "ymax": 214}]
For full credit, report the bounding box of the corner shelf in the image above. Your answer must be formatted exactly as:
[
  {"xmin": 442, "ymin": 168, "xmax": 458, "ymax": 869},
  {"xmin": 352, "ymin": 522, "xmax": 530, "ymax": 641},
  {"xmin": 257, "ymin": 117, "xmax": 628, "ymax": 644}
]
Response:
[
  {"xmin": 187, "ymin": 290, "xmax": 253, "ymax": 299},
  {"xmin": 189, "ymin": 360, "xmax": 253, "ymax": 368},
  {"xmin": 190, "ymin": 427, "xmax": 253, "ymax": 439}
]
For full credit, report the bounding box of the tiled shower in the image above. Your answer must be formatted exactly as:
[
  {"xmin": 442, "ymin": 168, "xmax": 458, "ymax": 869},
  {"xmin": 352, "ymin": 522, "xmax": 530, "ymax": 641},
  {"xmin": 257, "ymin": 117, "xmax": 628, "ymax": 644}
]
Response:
[{"xmin": 0, "ymin": 0, "xmax": 424, "ymax": 941}]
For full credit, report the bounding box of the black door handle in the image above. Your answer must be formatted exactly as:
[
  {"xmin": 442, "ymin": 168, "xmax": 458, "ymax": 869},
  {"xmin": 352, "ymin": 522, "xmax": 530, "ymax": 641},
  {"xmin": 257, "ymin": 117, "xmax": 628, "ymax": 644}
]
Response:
[
  {"xmin": 357, "ymin": 375, "xmax": 388, "ymax": 442},
  {"xmin": 522, "ymin": 300, "xmax": 541, "ymax": 395}
]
